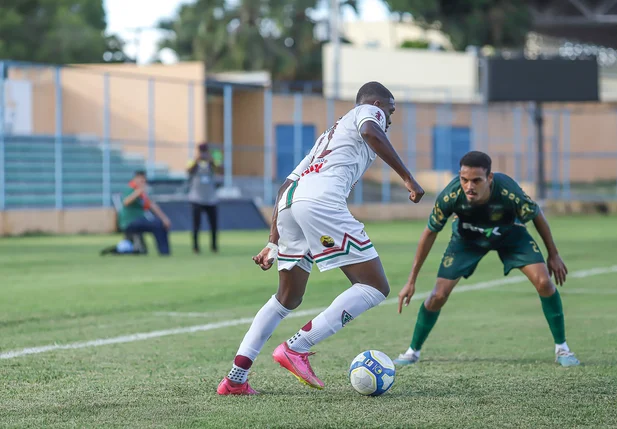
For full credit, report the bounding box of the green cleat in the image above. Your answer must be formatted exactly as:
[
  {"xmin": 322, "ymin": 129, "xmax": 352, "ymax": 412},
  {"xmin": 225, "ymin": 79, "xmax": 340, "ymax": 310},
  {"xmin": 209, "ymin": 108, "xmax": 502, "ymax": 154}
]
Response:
[{"xmin": 556, "ymin": 349, "xmax": 581, "ymax": 367}]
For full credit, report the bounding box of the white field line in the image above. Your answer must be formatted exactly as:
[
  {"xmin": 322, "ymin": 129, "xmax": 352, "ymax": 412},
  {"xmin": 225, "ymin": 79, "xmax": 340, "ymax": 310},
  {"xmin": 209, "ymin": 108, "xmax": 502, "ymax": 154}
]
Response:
[
  {"xmin": 1, "ymin": 265, "xmax": 616, "ymax": 360},
  {"xmin": 154, "ymin": 312, "xmax": 220, "ymax": 318}
]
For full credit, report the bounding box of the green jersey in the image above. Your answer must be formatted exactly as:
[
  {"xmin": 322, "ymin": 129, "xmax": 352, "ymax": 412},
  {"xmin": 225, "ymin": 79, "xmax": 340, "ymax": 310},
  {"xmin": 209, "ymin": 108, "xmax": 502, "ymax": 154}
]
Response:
[{"xmin": 428, "ymin": 173, "xmax": 540, "ymax": 248}]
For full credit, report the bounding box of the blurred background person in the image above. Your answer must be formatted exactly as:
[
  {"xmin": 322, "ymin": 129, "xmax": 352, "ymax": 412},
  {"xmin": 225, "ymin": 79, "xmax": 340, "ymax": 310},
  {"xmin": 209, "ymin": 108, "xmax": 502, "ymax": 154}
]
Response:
[
  {"xmin": 119, "ymin": 171, "xmax": 172, "ymax": 256},
  {"xmin": 187, "ymin": 143, "xmax": 222, "ymax": 254}
]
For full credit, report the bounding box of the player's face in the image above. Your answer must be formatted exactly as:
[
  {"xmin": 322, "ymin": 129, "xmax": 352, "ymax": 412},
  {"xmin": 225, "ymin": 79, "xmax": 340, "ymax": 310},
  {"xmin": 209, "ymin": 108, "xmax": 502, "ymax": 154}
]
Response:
[
  {"xmin": 373, "ymin": 97, "xmax": 396, "ymax": 132},
  {"xmin": 133, "ymin": 175, "xmax": 146, "ymax": 189},
  {"xmin": 460, "ymin": 166, "xmax": 493, "ymax": 205}
]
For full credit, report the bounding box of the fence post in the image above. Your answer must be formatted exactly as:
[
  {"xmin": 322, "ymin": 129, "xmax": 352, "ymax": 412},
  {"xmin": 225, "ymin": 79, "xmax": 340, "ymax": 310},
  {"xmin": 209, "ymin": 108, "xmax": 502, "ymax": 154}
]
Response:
[
  {"xmin": 552, "ymin": 110, "xmax": 561, "ymax": 198},
  {"xmin": 102, "ymin": 73, "xmax": 111, "ymax": 207},
  {"xmin": 527, "ymin": 102, "xmax": 535, "ymax": 184},
  {"xmin": 513, "ymin": 105, "xmax": 523, "ymax": 182},
  {"xmin": 263, "ymin": 88, "xmax": 273, "ymax": 205},
  {"xmin": 147, "ymin": 78, "xmax": 155, "ymax": 178},
  {"xmin": 293, "ymin": 93, "xmax": 303, "ymax": 167},
  {"xmin": 326, "ymin": 96, "xmax": 335, "ymax": 128},
  {"xmin": 405, "ymin": 102, "xmax": 416, "ymax": 173},
  {"xmin": 187, "ymin": 82, "xmax": 195, "ymax": 160},
  {"xmin": 223, "ymin": 84, "xmax": 233, "ymax": 188},
  {"xmin": 562, "ymin": 109, "xmax": 570, "ymax": 200},
  {"xmin": 55, "ymin": 67, "xmax": 63, "ymax": 209},
  {"xmin": 0, "ymin": 61, "xmax": 5, "ymax": 211}
]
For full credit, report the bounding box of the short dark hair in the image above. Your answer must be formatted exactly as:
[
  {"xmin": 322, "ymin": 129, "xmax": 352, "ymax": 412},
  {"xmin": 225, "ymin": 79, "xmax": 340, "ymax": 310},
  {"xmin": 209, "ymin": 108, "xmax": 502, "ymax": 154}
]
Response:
[
  {"xmin": 460, "ymin": 151, "xmax": 492, "ymax": 175},
  {"xmin": 355, "ymin": 81, "xmax": 393, "ymax": 104},
  {"xmin": 134, "ymin": 170, "xmax": 147, "ymax": 178}
]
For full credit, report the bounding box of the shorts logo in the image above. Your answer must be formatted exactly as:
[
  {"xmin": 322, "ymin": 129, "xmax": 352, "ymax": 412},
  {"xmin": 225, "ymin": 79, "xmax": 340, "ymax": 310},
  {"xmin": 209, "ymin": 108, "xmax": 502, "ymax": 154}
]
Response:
[
  {"xmin": 443, "ymin": 256, "xmax": 454, "ymax": 268},
  {"xmin": 341, "ymin": 310, "xmax": 354, "ymax": 327},
  {"xmin": 320, "ymin": 235, "xmax": 335, "ymax": 248}
]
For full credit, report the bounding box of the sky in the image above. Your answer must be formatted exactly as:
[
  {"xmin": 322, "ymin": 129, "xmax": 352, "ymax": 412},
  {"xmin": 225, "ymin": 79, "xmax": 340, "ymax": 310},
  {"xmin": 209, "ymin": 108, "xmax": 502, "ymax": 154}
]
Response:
[{"xmin": 103, "ymin": 0, "xmax": 391, "ymax": 64}]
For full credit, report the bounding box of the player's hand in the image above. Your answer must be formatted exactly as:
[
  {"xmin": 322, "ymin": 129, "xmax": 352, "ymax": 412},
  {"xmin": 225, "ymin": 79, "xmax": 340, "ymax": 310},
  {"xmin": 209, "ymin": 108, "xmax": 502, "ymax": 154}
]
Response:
[
  {"xmin": 253, "ymin": 245, "xmax": 277, "ymax": 271},
  {"xmin": 404, "ymin": 178, "xmax": 425, "ymax": 203},
  {"xmin": 397, "ymin": 281, "xmax": 416, "ymax": 314},
  {"xmin": 547, "ymin": 253, "xmax": 568, "ymax": 286}
]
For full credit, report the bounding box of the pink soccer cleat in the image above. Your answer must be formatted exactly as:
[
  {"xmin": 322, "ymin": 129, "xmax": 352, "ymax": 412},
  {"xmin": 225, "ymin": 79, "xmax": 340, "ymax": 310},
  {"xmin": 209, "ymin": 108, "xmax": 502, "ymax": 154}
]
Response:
[
  {"xmin": 272, "ymin": 342, "xmax": 325, "ymax": 389},
  {"xmin": 216, "ymin": 377, "xmax": 259, "ymax": 395}
]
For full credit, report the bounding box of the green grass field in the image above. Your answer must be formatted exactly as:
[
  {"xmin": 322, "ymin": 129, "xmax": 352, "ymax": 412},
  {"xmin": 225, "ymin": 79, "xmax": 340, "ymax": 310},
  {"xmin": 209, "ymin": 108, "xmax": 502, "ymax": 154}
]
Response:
[{"xmin": 1, "ymin": 216, "xmax": 617, "ymax": 428}]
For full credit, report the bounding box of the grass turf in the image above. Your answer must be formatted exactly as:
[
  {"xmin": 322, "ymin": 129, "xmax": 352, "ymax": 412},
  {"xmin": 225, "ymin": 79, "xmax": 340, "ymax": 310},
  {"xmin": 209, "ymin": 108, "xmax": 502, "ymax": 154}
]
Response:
[{"xmin": 1, "ymin": 216, "xmax": 616, "ymax": 428}]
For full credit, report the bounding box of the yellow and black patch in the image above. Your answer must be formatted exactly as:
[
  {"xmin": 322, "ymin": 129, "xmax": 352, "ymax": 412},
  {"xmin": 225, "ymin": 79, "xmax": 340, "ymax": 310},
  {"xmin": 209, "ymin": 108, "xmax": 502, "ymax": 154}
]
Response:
[{"xmin": 320, "ymin": 235, "xmax": 335, "ymax": 248}]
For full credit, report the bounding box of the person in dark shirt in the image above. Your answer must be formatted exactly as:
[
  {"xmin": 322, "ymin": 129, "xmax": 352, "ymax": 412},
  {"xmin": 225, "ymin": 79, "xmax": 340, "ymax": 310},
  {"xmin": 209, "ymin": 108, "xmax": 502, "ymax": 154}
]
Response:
[
  {"xmin": 395, "ymin": 151, "xmax": 579, "ymax": 367},
  {"xmin": 187, "ymin": 143, "xmax": 221, "ymax": 254}
]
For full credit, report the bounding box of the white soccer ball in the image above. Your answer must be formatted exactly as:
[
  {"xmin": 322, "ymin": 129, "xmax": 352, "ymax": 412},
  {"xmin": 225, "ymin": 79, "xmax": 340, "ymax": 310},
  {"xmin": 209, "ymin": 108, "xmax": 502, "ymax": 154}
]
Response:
[{"xmin": 349, "ymin": 350, "xmax": 396, "ymax": 396}]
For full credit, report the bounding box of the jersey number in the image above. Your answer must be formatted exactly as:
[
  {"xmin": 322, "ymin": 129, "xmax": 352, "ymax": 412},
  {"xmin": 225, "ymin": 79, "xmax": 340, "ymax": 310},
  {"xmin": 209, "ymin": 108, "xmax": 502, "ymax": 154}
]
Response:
[{"xmin": 530, "ymin": 241, "xmax": 540, "ymax": 253}]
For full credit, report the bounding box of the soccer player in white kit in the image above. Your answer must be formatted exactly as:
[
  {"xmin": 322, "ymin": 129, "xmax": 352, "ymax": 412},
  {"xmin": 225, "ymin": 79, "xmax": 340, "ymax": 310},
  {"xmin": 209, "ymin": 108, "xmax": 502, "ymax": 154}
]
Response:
[{"xmin": 217, "ymin": 82, "xmax": 425, "ymax": 395}]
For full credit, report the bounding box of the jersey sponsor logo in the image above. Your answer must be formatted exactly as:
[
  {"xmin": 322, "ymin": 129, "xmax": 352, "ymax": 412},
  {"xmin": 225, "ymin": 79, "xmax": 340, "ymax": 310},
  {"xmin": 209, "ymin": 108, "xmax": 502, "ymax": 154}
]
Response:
[
  {"xmin": 443, "ymin": 256, "xmax": 454, "ymax": 268},
  {"xmin": 300, "ymin": 161, "xmax": 325, "ymax": 177},
  {"xmin": 341, "ymin": 310, "xmax": 354, "ymax": 327},
  {"xmin": 320, "ymin": 235, "xmax": 335, "ymax": 248},
  {"xmin": 490, "ymin": 212, "xmax": 503, "ymax": 221},
  {"xmin": 461, "ymin": 222, "xmax": 502, "ymax": 237}
]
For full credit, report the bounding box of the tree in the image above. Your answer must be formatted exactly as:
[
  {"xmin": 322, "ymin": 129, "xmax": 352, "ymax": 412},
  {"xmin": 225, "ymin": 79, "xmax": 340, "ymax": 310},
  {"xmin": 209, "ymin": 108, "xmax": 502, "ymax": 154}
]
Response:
[
  {"xmin": 382, "ymin": 0, "xmax": 532, "ymax": 51},
  {"xmin": 0, "ymin": 0, "xmax": 131, "ymax": 64},
  {"xmin": 157, "ymin": 0, "xmax": 359, "ymax": 81}
]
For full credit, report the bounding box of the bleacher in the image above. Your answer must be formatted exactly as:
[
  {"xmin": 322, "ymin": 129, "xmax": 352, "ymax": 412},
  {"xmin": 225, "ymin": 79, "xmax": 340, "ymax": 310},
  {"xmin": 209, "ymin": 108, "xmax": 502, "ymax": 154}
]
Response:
[{"xmin": 4, "ymin": 135, "xmax": 171, "ymax": 209}]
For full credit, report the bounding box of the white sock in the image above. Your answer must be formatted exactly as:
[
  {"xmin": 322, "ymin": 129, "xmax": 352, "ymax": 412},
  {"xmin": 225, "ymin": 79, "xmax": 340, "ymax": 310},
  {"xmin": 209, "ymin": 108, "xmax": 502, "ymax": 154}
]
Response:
[
  {"xmin": 555, "ymin": 342, "xmax": 570, "ymax": 353},
  {"xmin": 405, "ymin": 347, "xmax": 420, "ymax": 357},
  {"xmin": 227, "ymin": 364, "xmax": 249, "ymax": 384},
  {"xmin": 287, "ymin": 283, "xmax": 386, "ymax": 353},
  {"xmin": 229, "ymin": 294, "xmax": 291, "ymax": 383}
]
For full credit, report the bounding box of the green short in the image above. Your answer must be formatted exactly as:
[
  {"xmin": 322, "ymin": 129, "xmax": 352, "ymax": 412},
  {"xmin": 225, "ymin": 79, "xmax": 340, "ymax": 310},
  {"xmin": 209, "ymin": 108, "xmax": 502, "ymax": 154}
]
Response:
[{"xmin": 437, "ymin": 227, "xmax": 545, "ymax": 280}]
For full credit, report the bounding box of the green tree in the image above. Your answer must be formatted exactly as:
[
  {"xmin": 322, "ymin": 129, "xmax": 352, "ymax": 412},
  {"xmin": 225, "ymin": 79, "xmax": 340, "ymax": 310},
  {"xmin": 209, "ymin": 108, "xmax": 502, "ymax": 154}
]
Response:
[
  {"xmin": 0, "ymin": 0, "xmax": 131, "ymax": 64},
  {"xmin": 383, "ymin": 0, "xmax": 531, "ymax": 50},
  {"xmin": 157, "ymin": 0, "xmax": 359, "ymax": 81}
]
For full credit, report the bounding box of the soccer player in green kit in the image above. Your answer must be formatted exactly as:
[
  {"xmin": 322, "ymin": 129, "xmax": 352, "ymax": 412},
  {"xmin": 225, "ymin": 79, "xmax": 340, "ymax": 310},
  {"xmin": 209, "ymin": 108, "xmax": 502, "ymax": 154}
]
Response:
[{"xmin": 395, "ymin": 151, "xmax": 580, "ymax": 367}]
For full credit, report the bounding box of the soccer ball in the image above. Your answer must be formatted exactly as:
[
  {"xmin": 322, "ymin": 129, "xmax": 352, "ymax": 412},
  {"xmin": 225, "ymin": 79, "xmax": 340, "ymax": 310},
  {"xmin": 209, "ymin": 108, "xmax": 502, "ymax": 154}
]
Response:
[{"xmin": 349, "ymin": 350, "xmax": 396, "ymax": 396}]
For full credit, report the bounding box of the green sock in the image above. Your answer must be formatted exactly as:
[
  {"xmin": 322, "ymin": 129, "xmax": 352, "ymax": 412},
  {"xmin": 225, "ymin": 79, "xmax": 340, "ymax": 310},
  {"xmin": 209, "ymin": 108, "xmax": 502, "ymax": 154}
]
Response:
[
  {"xmin": 410, "ymin": 303, "xmax": 441, "ymax": 351},
  {"xmin": 540, "ymin": 289, "xmax": 566, "ymax": 345}
]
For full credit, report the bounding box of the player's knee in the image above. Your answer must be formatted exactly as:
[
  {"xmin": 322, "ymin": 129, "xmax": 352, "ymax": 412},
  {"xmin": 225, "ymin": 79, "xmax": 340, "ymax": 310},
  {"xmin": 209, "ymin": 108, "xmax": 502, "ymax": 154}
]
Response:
[
  {"xmin": 428, "ymin": 288, "xmax": 450, "ymax": 308},
  {"xmin": 534, "ymin": 276, "xmax": 555, "ymax": 296},
  {"xmin": 276, "ymin": 292, "xmax": 303, "ymax": 310},
  {"xmin": 376, "ymin": 283, "xmax": 390, "ymax": 298}
]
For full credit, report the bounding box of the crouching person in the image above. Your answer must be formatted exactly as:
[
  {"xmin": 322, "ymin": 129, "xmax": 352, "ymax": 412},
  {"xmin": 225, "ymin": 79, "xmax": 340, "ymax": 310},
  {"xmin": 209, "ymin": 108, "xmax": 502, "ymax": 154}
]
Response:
[{"xmin": 119, "ymin": 170, "xmax": 172, "ymax": 256}]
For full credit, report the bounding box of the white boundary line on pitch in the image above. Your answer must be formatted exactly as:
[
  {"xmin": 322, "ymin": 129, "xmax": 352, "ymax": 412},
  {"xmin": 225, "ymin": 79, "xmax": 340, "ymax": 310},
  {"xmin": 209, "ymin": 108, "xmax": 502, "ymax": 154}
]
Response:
[{"xmin": 2, "ymin": 265, "xmax": 616, "ymax": 360}]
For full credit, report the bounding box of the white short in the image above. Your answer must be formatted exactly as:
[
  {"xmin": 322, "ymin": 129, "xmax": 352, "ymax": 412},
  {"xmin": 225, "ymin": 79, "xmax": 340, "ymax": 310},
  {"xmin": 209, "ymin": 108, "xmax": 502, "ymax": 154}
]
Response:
[{"xmin": 276, "ymin": 201, "xmax": 379, "ymax": 273}]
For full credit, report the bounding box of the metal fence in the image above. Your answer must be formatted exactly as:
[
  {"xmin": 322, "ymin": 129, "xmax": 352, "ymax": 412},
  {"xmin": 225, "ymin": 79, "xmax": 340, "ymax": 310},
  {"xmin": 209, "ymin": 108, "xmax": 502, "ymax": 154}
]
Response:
[{"xmin": 2, "ymin": 60, "xmax": 617, "ymax": 211}]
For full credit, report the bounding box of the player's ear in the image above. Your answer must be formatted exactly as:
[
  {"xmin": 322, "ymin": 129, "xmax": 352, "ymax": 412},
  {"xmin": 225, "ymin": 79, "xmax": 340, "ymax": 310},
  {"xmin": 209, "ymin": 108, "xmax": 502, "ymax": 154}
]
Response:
[{"xmin": 487, "ymin": 172, "xmax": 494, "ymax": 182}]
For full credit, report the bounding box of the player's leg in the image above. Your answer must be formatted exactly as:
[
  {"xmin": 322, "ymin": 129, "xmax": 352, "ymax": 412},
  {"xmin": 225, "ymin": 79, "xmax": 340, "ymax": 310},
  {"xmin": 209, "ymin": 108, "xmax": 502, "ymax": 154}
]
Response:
[
  {"xmin": 499, "ymin": 230, "xmax": 579, "ymax": 367},
  {"xmin": 191, "ymin": 203, "xmax": 201, "ymax": 253},
  {"xmin": 204, "ymin": 204, "xmax": 218, "ymax": 252},
  {"xmin": 273, "ymin": 204, "xmax": 387, "ymax": 388},
  {"xmin": 395, "ymin": 236, "xmax": 487, "ymax": 365},
  {"xmin": 218, "ymin": 209, "xmax": 312, "ymax": 395}
]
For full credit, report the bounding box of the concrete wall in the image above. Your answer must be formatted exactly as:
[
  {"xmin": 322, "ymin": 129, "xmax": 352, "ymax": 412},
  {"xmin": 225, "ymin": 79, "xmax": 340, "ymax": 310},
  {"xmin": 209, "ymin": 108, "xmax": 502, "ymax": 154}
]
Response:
[
  {"xmin": 0, "ymin": 208, "xmax": 116, "ymax": 236},
  {"xmin": 322, "ymin": 44, "xmax": 479, "ymax": 103},
  {"xmin": 9, "ymin": 62, "xmax": 206, "ymax": 173},
  {"xmin": 207, "ymin": 88, "xmax": 617, "ymax": 183}
]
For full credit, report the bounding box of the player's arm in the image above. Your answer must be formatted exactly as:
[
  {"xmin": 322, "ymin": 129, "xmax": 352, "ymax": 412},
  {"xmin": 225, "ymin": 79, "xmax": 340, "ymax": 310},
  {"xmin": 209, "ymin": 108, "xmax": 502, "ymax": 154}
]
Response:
[
  {"xmin": 533, "ymin": 211, "xmax": 567, "ymax": 285},
  {"xmin": 149, "ymin": 201, "xmax": 171, "ymax": 230},
  {"xmin": 252, "ymin": 179, "xmax": 294, "ymax": 271},
  {"xmin": 122, "ymin": 188, "xmax": 143, "ymax": 206},
  {"xmin": 510, "ymin": 178, "xmax": 568, "ymax": 285},
  {"xmin": 253, "ymin": 149, "xmax": 313, "ymax": 270},
  {"xmin": 397, "ymin": 227, "xmax": 439, "ymax": 313},
  {"xmin": 398, "ymin": 193, "xmax": 453, "ymax": 313},
  {"xmin": 359, "ymin": 121, "xmax": 424, "ymax": 203}
]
